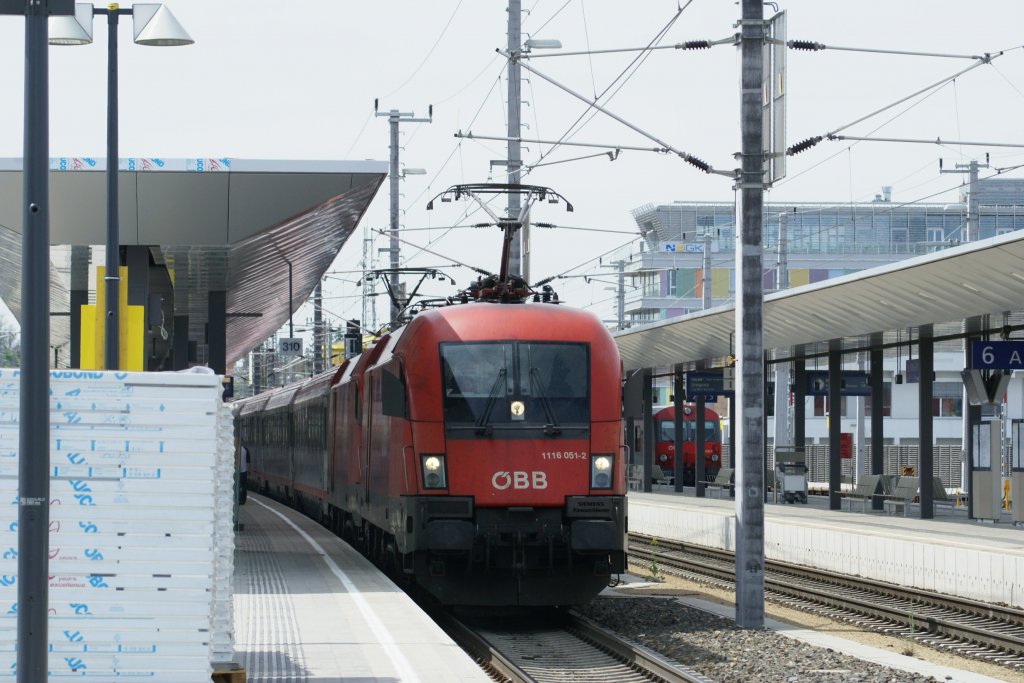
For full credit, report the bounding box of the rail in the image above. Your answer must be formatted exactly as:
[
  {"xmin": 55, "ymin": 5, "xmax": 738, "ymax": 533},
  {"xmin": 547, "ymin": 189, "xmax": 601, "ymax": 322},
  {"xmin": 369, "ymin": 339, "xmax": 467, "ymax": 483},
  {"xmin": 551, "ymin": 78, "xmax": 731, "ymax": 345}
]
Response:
[
  {"xmin": 629, "ymin": 533, "xmax": 1024, "ymax": 670},
  {"xmin": 432, "ymin": 607, "xmax": 711, "ymax": 683}
]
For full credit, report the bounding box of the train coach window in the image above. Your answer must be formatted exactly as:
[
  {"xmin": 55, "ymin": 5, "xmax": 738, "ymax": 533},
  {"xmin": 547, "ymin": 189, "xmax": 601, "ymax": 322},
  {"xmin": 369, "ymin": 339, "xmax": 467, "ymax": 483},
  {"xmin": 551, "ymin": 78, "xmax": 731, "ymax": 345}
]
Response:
[
  {"xmin": 657, "ymin": 420, "xmax": 721, "ymax": 443},
  {"xmin": 381, "ymin": 365, "xmax": 408, "ymax": 418}
]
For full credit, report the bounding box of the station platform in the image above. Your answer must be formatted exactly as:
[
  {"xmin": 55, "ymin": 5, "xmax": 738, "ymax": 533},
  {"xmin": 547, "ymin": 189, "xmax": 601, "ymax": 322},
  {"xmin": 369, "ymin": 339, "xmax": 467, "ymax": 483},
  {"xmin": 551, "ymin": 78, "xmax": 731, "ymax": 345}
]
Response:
[
  {"xmin": 629, "ymin": 487, "xmax": 1024, "ymax": 608},
  {"xmin": 232, "ymin": 493, "xmax": 489, "ymax": 683}
]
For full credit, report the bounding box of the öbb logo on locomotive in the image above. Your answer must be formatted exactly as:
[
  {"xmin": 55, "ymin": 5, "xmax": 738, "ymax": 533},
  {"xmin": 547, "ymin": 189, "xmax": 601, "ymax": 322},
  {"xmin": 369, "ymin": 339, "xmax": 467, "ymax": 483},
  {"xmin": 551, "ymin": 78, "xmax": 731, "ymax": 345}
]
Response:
[{"xmin": 491, "ymin": 470, "xmax": 549, "ymax": 490}]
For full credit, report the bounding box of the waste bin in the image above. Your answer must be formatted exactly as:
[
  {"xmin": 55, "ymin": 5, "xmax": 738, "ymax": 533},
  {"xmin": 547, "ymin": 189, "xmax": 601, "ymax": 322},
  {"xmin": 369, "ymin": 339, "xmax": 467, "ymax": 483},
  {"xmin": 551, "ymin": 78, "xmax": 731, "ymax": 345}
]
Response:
[
  {"xmin": 774, "ymin": 447, "xmax": 808, "ymax": 504},
  {"xmin": 776, "ymin": 462, "xmax": 808, "ymax": 504}
]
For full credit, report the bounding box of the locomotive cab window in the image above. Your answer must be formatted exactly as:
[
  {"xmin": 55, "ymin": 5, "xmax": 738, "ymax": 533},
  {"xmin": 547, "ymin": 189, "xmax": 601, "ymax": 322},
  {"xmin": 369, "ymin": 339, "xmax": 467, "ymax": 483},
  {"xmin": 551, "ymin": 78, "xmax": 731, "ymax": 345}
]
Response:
[{"xmin": 440, "ymin": 341, "xmax": 589, "ymax": 435}]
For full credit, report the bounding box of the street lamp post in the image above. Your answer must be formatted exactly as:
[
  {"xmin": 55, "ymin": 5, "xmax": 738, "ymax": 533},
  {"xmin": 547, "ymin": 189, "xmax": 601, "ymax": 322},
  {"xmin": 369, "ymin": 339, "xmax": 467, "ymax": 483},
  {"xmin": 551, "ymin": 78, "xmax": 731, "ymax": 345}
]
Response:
[
  {"xmin": 50, "ymin": 3, "xmax": 192, "ymax": 370},
  {"xmin": 0, "ymin": 3, "xmax": 76, "ymax": 679}
]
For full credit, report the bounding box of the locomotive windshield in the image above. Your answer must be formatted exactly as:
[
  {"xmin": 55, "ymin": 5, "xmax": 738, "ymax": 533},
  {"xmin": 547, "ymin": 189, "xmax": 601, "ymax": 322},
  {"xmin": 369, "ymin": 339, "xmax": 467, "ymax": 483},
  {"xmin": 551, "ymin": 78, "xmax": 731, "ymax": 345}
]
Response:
[
  {"xmin": 657, "ymin": 420, "xmax": 721, "ymax": 443},
  {"xmin": 440, "ymin": 341, "xmax": 589, "ymax": 436}
]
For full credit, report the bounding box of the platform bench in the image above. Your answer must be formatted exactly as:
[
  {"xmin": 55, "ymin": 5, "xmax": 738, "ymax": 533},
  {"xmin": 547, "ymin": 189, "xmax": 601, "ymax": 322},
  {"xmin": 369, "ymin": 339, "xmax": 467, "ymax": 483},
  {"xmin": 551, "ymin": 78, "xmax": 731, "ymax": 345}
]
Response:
[
  {"xmin": 705, "ymin": 467, "xmax": 734, "ymax": 498},
  {"xmin": 883, "ymin": 476, "xmax": 921, "ymax": 516},
  {"xmin": 844, "ymin": 474, "xmax": 883, "ymax": 512}
]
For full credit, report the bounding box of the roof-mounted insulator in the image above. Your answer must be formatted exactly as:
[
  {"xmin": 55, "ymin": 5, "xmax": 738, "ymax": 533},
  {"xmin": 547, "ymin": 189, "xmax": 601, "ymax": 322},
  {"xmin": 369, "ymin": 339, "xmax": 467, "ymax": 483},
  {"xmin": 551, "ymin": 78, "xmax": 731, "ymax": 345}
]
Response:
[
  {"xmin": 788, "ymin": 40, "xmax": 825, "ymax": 51},
  {"xmin": 787, "ymin": 136, "xmax": 823, "ymax": 156},
  {"xmin": 681, "ymin": 40, "xmax": 712, "ymax": 50},
  {"xmin": 684, "ymin": 155, "xmax": 712, "ymax": 173}
]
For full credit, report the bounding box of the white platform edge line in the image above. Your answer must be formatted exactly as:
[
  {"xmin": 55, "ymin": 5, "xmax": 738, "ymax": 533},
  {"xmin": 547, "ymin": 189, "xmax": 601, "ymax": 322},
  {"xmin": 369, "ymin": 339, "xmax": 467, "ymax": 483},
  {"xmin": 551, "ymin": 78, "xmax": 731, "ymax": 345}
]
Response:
[{"xmin": 253, "ymin": 499, "xmax": 422, "ymax": 683}]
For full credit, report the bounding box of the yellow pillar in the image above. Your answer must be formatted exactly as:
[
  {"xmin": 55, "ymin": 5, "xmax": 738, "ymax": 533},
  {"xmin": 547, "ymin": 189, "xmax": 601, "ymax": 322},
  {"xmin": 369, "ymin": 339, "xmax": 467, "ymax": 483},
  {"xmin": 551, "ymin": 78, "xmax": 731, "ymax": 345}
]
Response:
[{"xmin": 79, "ymin": 265, "xmax": 145, "ymax": 371}]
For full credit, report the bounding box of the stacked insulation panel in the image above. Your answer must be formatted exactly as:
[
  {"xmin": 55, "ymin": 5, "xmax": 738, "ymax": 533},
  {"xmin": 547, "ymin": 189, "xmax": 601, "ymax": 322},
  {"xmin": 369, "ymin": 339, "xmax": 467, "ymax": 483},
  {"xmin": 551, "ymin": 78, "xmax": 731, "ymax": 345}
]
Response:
[
  {"xmin": 0, "ymin": 369, "xmax": 235, "ymax": 682},
  {"xmin": 210, "ymin": 402, "xmax": 236, "ymax": 663}
]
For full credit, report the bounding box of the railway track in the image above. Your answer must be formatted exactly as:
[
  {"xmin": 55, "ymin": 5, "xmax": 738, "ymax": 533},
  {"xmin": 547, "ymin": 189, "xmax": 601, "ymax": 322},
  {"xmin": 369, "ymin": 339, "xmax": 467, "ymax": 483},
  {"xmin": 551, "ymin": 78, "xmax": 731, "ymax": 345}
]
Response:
[
  {"xmin": 433, "ymin": 608, "xmax": 712, "ymax": 683},
  {"xmin": 629, "ymin": 532, "xmax": 1024, "ymax": 670}
]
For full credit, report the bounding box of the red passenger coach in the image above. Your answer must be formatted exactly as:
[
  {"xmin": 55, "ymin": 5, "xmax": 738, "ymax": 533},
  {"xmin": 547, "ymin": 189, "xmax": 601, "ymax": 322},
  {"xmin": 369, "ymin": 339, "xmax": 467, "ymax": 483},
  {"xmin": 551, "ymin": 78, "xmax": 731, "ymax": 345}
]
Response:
[
  {"xmin": 237, "ymin": 302, "xmax": 628, "ymax": 607},
  {"xmin": 652, "ymin": 404, "xmax": 723, "ymax": 485}
]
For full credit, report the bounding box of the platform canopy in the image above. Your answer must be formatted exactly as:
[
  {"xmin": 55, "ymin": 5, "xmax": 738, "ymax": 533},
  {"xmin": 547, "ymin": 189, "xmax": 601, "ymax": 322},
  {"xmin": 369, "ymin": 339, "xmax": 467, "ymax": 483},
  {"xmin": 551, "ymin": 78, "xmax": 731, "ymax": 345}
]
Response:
[
  {"xmin": 0, "ymin": 158, "xmax": 387, "ymax": 367},
  {"xmin": 613, "ymin": 230, "xmax": 1024, "ymax": 371}
]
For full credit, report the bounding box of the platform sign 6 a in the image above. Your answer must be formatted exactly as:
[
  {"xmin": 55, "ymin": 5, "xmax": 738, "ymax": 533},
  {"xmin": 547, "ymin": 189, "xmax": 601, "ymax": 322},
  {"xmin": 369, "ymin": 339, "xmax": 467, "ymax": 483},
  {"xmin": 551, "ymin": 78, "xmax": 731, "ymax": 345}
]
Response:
[
  {"xmin": 278, "ymin": 337, "xmax": 303, "ymax": 358},
  {"xmin": 971, "ymin": 341, "xmax": 1024, "ymax": 370}
]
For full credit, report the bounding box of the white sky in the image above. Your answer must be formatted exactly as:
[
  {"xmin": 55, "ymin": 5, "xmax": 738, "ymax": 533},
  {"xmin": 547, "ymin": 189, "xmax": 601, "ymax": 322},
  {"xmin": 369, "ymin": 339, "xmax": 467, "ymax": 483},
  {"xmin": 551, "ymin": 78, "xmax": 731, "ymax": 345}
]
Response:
[{"xmin": 2, "ymin": 0, "xmax": 1024, "ymax": 338}]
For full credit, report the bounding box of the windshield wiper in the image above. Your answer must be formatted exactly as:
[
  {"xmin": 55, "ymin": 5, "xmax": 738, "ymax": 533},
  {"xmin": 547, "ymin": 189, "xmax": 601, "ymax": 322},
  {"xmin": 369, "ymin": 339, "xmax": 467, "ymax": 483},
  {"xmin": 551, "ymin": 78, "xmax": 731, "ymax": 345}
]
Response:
[
  {"xmin": 475, "ymin": 368, "xmax": 507, "ymax": 436},
  {"xmin": 529, "ymin": 367, "xmax": 561, "ymax": 436}
]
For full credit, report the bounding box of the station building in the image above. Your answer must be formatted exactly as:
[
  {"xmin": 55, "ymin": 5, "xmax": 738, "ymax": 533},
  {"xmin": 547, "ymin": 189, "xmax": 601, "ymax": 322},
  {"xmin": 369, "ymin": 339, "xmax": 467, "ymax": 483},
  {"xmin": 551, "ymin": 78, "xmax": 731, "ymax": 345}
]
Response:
[
  {"xmin": 626, "ymin": 178, "xmax": 1024, "ymax": 325},
  {"xmin": 624, "ymin": 177, "xmax": 1024, "ymax": 489}
]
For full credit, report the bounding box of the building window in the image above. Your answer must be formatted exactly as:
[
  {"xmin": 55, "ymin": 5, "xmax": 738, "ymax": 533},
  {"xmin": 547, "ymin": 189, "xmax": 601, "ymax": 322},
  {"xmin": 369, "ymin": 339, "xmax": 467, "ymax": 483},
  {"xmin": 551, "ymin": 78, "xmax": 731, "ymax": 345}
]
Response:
[
  {"xmin": 813, "ymin": 395, "xmax": 848, "ymax": 417},
  {"xmin": 932, "ymin": 381, "xmax": 963, "ymax": 417}
]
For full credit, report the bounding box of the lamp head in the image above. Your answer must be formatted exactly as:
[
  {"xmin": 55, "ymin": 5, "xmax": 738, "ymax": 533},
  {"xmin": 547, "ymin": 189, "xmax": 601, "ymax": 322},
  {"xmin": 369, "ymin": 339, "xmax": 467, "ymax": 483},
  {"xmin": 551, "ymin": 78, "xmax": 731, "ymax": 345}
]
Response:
[
  {"xmin": 132, "ymin": 4, "xmax": 193, "ymax": 46},
  {"xmin": 49, "ymin": 4, "xmax": 94, "ymax": 46}
]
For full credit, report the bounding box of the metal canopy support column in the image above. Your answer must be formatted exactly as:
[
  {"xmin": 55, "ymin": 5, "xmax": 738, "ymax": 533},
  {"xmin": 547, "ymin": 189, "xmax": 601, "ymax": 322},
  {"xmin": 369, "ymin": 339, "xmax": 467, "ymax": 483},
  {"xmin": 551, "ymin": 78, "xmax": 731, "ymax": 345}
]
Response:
[
  {"xmin": 642, "ymin": 367, "xmax": 654, "ymax": 493},
  {"xmin": 794, "ymin": 355, "xmax": 806, "ymax": 454},
  {"xmin": 773, "ymin": 359, "xmax": 790, "ymax": 451},
  {"xmin": 126, "ymin": 245, "xmax": 148, "ymax": 368},
  {"xmin": 126, "ymin": 245, "xmax": 148, "ymax": 309},
  {"xmin": 763, "ymin": 363, "xmax": 770, "ymax": 503},
  {"xmin": 172, "ymin": 315, "xmax": 189, "ymax": 370},
  {"xmin": 870, "ymin": 335, "xmax": 885, "ymax": 510},
  {"xmin": 208, "ymin": 290, "xmax": 226, "ymax": 376},
  {"xmin": 828, "ymin": 341, "xmax": 842, "ymax": 510},
  {"xmin": 673, "ymin": 368, "xmax": 685, "ymax": 493},
  {"xmin": 729, "ymin": 394, "xmax": 736, "ymax": 471},
  {"xmin": 696, "ymin": 395, "xmax": 707, "ymax": 496},
  {"xmin": 919, "ymin": 325, "xmax": 934, "ymax": 519},
  {"xmin": 964, "ymin": 317, "xmax": 983, "ymax": 520},
  {"xmin": 313, "ymin": 280, "xmax": 323, "ymax": 374},
  {"xmin": 69, "ymin": 245, "xmax": 89, "ymax": 368},
  {"xmin": 735, "ymin": 0, "xmax": 765, "ymax": 628}
]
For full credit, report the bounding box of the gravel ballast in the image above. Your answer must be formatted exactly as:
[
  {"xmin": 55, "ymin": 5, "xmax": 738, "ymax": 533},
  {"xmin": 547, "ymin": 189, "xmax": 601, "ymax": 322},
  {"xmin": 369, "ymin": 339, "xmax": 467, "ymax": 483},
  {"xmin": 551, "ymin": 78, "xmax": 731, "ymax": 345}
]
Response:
[{"xmin": 576, "ymin": 593, "xmax": 962, "ymax": 683}]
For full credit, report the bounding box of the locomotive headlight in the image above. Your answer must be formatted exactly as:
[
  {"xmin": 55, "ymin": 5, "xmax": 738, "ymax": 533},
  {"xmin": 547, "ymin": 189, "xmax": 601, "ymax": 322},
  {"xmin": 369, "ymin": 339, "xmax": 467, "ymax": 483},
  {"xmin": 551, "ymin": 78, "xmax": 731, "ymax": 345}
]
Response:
[
  {"xmin": 658, "ymin": 454, "xmax": 668, "ymax": 463},
  {"xmin": 421, "ymin": 454, "xmax": 447, "ymax": 489},
  {"xmin": 711, "ymin": 454, "xmax": 719, "ymax": 462},
  {"xmin": 590, "ymin": 454, "xmax": 613, "ymax": 489},
  {"xmin": 510, "ymin": 400, "xmax": 525, "ymax": 420}
]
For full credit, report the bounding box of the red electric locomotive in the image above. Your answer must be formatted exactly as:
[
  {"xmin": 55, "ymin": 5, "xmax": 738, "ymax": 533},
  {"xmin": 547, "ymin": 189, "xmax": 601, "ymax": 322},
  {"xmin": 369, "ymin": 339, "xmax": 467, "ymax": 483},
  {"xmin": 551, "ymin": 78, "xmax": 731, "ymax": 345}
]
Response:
[
  {"xmin": 237, "ymin": 182, "xmax": 627, "ymax": 607},
  {"xmin": 652, "ymin": 403, "xmax": 723, "ymax": 485},
  {"xmin": 237, "ymin": 302, "xmax": 627, "ymax": 607}
]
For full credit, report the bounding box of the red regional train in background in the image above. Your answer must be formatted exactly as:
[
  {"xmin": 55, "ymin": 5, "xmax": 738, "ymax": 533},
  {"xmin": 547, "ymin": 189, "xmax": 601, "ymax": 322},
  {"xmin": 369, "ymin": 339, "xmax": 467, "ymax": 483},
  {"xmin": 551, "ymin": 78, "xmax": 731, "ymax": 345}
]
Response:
[
  {"xmin": 235, "ymin": 299, "xmax": 628, "ymax": 607},
  {"xmin": 652, "ymin": 403, "xmax": 723, "ymax": 485}
]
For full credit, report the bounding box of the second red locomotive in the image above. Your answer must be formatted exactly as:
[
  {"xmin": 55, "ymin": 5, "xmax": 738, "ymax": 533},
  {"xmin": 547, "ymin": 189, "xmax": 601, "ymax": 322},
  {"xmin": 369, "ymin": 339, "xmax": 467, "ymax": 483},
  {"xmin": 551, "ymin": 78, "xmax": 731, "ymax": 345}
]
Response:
[{"xmin": 653, "ymin": 403, "xmax": 723, "ymax": 485}]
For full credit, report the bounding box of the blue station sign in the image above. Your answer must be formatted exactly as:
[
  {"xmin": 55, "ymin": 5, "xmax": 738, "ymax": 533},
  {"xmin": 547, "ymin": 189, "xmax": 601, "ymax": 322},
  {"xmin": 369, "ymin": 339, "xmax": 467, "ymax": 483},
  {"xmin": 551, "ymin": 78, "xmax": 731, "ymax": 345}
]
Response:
[
  {"xmin": 805, "ymin": 370, "xmax": 871, "ymax": 396},
  {"xmin": 971, "ymin": 340, "xmax": 1024, "ymax": 370},
  {"xmin": 684, "ymin": 371, "xmax": 734, "ymax": 400}
]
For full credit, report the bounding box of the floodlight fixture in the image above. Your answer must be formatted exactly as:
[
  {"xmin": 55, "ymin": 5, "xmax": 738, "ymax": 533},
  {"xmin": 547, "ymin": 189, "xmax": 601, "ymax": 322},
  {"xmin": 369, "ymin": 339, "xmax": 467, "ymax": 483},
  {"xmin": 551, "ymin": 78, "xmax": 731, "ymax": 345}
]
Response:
[{"xmin": 525, "ymin": 38, "xmax": 562, "ymax": 50}]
